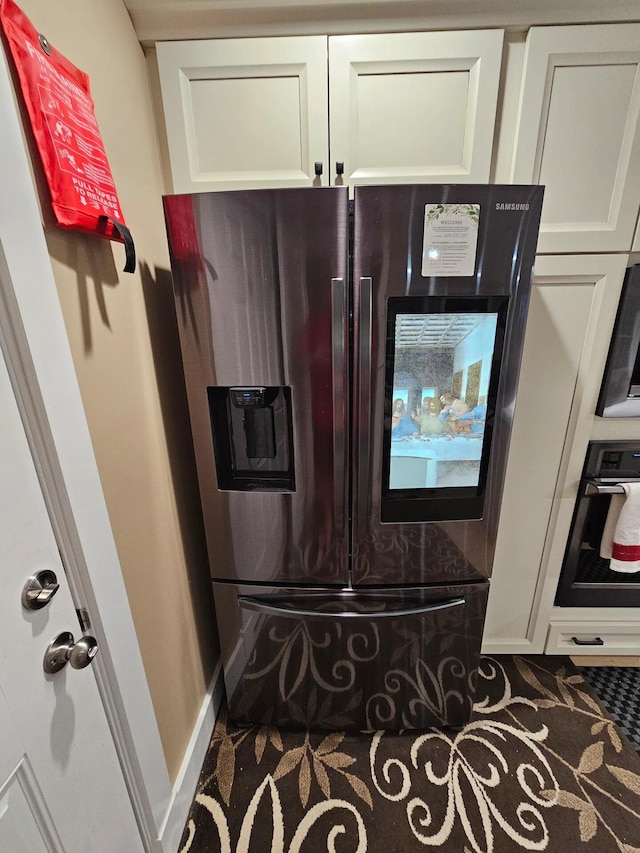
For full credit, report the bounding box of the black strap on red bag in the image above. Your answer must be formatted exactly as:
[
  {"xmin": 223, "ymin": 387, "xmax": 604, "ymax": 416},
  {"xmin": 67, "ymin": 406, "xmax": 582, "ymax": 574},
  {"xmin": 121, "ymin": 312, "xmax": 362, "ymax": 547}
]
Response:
[
  {"xmin": 98, "ymin": 216, "xmax": 136, "ymax": 274},
  {"xmin": 0, "ymin": 0, "xmax": 136, "ymax": 273}
]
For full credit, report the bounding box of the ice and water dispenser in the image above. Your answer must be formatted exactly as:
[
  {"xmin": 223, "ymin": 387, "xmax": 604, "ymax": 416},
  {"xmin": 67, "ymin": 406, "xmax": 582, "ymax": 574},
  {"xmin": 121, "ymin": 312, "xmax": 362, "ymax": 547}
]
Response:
[{"xmin": 207, "ymin": 386, "xmax": 295, "ymax": 491}]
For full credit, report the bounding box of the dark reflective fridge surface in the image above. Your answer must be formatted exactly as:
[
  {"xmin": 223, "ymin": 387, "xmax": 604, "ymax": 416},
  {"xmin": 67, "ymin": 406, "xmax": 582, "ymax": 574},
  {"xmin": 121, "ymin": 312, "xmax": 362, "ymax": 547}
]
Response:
[
  {"xmin": 164, "ymin": 184, "xmax": 543, "ymax": 730},
  {"xmin": 216, "ymin": 582, "xmax": 489, "ymax": 731}
]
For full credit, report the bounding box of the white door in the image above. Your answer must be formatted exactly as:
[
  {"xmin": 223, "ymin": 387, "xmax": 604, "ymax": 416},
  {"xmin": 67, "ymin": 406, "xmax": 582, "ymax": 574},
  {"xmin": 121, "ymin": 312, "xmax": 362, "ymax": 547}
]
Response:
[{"xmin": 0, "ymin": 341, "xmax": 144, "ymax": 852}]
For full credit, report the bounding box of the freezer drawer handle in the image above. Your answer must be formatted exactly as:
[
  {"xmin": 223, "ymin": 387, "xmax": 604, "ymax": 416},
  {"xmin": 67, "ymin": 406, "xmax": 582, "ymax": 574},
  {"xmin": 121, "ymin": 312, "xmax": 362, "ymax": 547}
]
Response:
[
  {"xmin": 331, "ymin": 278, "xmax": 346, "ymax": 534},
  {"xmin": 237, "ymin": 595, "xmax": 465, "ymax": 620}
]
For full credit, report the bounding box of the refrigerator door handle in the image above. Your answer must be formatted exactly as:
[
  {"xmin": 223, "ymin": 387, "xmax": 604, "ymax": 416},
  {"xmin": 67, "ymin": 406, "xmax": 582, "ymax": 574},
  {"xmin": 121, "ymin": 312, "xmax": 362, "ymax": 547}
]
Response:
[
  {"xmin": 237, "ymin": 595, "xmax": 465, "ymax": 620},
  {"xmin": 331, "ymin": 278, "xmax": 346, "ymax": 534},
  {"xmin": 357, "ymin": 277, "xmax": 373, "ymax": 532}
]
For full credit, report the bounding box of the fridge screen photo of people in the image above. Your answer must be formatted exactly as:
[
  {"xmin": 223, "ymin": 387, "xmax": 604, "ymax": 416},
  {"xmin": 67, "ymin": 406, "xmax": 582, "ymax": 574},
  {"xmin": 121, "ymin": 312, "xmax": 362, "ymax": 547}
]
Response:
[{"xmin": 164, "ymin": 183, "xmax": 543, "ymax": 731}]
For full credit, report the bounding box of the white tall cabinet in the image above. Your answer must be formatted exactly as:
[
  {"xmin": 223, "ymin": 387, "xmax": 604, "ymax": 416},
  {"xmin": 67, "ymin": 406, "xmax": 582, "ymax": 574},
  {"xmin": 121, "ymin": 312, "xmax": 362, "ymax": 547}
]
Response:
[
  {"xmin": 154, "ymin": 21, "xmax": 640, "ymax": 656},
  {"xmin": 484, "ymin": 23, "xmax": 640, "ymax": 656},
  {"xmin": 485, "ymin": 255, "xmax": 628, "ymax": 654}
]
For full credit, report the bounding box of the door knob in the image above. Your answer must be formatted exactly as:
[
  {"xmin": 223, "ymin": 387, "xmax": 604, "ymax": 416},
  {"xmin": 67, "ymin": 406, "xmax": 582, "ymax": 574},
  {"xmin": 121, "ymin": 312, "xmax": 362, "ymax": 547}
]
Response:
[
  {"xmin": 43, "ymin": 631, "xmax": 99, "ymax": 673},
  {"xmin": 336, "ymin": 161, "xmax": 344, "ymax": 176},
  {"xmin": 314, "ymin": 161, "xmax": 323, "ymax": 177},
  {"xmin": 22, "ymin": 570, "xmax": 60, "ymax": 610}
]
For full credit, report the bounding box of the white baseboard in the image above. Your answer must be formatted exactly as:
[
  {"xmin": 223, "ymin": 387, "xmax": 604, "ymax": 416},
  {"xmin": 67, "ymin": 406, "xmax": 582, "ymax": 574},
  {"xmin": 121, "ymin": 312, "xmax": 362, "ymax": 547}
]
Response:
[
  {"xmin": 481, "ymin": 638, "xmax": 541, "ymax": 656},
  {"xmin": 156, "ymin": 662, "xmax": 225, "ymax": 853}
]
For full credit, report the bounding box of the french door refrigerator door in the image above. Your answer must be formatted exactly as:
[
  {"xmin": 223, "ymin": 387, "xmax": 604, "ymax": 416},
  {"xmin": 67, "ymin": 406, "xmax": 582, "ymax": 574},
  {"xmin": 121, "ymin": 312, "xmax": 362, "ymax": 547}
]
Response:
[
  {"xmin": 164, "ymin": 188, "xmax": 350, "ymax": 586},
  {"xmin": 214, "ymin": 581, "xmax": 489, "ymax": 730},
  {"xmin": 352, "ymin": 184, "xmax": 544, "ymax": 587}
]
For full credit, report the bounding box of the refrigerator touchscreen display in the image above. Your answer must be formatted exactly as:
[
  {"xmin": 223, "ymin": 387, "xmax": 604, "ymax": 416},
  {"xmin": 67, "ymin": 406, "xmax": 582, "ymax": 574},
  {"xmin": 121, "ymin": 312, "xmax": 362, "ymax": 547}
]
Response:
[
  {"xmin": 389, "ymin": 311, "xmax": 498, "ymax": 490},
  {"xmin": 382, "ymin": 295, "xmax": 508, "ymax": 522}
]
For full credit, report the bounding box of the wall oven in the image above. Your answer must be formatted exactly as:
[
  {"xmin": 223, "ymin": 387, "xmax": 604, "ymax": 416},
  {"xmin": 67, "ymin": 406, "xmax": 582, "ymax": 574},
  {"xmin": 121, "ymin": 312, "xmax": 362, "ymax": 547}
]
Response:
[
  {"xmin": 597, "ymin": 264, "xmax": 640, "ymax": 418},
  {"xmin": 556, "ymin": 440, "xmax": 640, "ymax": 608}
]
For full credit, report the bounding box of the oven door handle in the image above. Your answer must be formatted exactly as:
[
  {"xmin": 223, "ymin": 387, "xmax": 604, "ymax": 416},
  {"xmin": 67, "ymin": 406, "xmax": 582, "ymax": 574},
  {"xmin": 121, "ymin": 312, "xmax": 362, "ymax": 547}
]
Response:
[{"xmin": 584, "ymin": 478, "xmax": 631, "ymax": 495}]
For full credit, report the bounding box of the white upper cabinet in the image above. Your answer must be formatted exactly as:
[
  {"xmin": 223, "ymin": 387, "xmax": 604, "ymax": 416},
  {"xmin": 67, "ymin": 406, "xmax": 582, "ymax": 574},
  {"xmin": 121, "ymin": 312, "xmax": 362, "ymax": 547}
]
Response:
[
  {"xmin": 156, "ymin": 36, "xmax": 329, "ymax": 192},
  {"xmin": 156, "ymin": 30, "xmax": 504, "ymax": 193},
  {"xmin": 511, "ymin": 25, "xmax": 640, "ymax": 253},
  {"xmin": 328, "ymin": 30, "xmax": 503, "ymax": 186}
]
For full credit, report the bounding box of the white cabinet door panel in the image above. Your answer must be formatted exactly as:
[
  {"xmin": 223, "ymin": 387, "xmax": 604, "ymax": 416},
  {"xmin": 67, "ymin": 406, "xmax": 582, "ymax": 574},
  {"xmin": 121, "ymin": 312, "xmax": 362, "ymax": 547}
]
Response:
[
  {"xmin": 328, "ymin": 30, "xmax": 504, "ymax": 186},
  {"xmin": 511, "ymin": 25, "xmax": 640, "ymax": 253},
  {"xmin": 157, "ymin": 37, "xmax": 329, "ymax": 192},
  {"xmin": 0, "ymin": 688, "xmax": 56, "ymax": 853}
]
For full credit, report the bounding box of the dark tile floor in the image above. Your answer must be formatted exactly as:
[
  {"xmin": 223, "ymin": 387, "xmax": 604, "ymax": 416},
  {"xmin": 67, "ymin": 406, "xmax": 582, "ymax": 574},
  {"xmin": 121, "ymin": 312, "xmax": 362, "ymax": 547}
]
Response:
[{"xmin": 580, "ymin": 666, "xmax": 640, "ymax": 753}]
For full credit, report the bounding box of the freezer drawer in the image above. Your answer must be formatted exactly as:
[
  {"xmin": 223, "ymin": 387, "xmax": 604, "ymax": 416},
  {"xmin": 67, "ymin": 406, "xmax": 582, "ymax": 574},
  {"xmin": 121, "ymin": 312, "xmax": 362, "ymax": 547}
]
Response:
[{"xmin": 214, "ymin": 581, "xmax": 489, "ymax": 731}]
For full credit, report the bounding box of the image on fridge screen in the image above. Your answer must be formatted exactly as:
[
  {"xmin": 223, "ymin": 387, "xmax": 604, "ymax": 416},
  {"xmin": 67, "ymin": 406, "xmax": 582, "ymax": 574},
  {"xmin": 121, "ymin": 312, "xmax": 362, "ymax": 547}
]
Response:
[{"xmin": 388, "ymin": 312, "xmax": 498, "ymax": 491}]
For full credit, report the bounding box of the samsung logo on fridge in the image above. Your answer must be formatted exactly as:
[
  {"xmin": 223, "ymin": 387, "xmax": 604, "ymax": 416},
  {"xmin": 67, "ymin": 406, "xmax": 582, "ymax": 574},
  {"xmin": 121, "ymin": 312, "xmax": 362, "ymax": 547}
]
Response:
[{"xmin": 495, "ymin": 202, "xmax": 530, "ymax": 211}]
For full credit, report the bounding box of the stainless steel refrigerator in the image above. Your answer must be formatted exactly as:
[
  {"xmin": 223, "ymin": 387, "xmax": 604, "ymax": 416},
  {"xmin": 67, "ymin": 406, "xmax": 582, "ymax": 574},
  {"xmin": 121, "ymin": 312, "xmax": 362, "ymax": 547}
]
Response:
[{"xmin": 163, "ymin": 184, "xmax": 543, "ymax": 730}]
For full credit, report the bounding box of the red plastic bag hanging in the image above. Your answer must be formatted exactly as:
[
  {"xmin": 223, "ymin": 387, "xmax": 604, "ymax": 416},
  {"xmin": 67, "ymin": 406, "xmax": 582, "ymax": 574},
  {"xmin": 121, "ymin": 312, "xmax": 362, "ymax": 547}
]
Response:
[{"xmin": 0, "ymin": 0, "xmax": 135, "ymax": 272}]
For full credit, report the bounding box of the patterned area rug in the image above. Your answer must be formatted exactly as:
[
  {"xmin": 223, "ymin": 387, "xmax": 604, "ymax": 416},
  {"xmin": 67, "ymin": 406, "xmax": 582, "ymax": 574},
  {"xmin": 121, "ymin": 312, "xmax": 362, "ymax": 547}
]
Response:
[{"xmin": 180, "ymin": 656, "xmax": 640, "ymax": 852}]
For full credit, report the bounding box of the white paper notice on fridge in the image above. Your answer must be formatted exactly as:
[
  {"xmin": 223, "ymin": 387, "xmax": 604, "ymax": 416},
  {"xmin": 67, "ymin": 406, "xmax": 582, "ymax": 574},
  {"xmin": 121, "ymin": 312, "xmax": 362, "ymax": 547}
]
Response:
[{"xmin": 421, "ymin": 203, "xmax": 480, "ymax": 277}]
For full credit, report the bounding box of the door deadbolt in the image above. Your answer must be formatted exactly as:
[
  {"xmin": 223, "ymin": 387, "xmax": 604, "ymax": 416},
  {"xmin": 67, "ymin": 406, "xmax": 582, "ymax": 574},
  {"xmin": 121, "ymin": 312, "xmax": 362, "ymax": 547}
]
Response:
[
  {"xmin": 43, "ymin": 631, "xmax": 99, "ymax": 673},
  {"xmin": 22, "ymin": 570, "xmax": 60, "ymax": 610}
]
